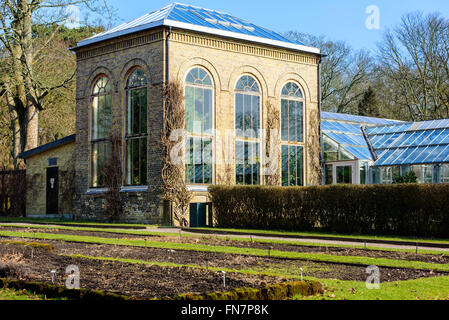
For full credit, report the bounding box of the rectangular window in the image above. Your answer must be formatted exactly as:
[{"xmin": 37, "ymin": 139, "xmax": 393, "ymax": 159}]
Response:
[
  {"xmin": 336, "ymin": 165, "xmax": 352, "ymax": 184},
  {"xmin": 235, "ymin": 93, "xmax": 260, "ymax": 138},
  {"xmin": 281, "ymin": 145, "xmax": 304, "ymax": 186},
  {"xmin": 186, "ymin": 86, "xmax": 213, "ymax": 135},
  {"xmin": 186, "ymin": 137, "xmax": 212, "ymax": 184},
  {"xmin": 126, "ymin": 87, "xmax": 148, "ymax": 186},
  {"xmin": 441, "ymin": 165, "xmax": 449, "ymax": 183},
  {"xmin": 236, "ymin": 141, "xmax": 259, "ymax": 185},
  {"xmin": 360, "ymin": 163, "xmax": 367, "ymax": 185},
  {"xmin": 423, "ymin": 165, "xmax": 433, "ymax": 184},
  {"xmin": 281, "ymin": 99, "xmax": 303, "ymax": 143},
  {"xmin": 325, "ymin": 164, "xmax": 333, "ymax": 185},
  {"xmin": 91, "ymin": 141, "xmax": 110, "ymax": 188},
  {"xmin": 92, "ymin": 95, "xmax": 112, "ymax": 140},
  {"xmin": 381, "ymin": 167, "xmax": 393, "ymax": 184}
]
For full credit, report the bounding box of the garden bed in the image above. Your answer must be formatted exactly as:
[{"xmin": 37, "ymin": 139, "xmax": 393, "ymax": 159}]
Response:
[
  {"xmin": 2, "ymin": 226, "xmax": 449, "ymax": 264},
  {"xmin": 1, "ymin": 238, "xmax": 446, "ymax": 284}
]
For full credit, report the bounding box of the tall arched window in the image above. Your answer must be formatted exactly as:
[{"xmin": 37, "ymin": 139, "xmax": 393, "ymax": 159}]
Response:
[
  {"xmin": 125, "ymin": 69, "xmax": 148, "ymax": 186},
  {"xmin": 235, "ymin": 75, "xmax": 260, "ymax": 185},
  {"xmin": 281, "ymin": 82, "xmax": 304, "ymax": 186},
  {"xmin": 91, "ymin": 76, "xmax": 112, "ymax": 187},
  {"xmin": 185, "ymin": 67, "xmax": 213, "ymax": 184}
]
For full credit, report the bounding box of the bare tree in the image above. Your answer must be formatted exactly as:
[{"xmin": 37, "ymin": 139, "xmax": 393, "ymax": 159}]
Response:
[
  {"xmin": 285, "ymin": 32, "xmax": 373, "ymax": 114},
  {"xmin": 377, "ymin": 12, "xmax": 449, "ymax": 121},
  {"xmin": 0, "ymin": 0, "xmax": 113, "ymax": 168}
]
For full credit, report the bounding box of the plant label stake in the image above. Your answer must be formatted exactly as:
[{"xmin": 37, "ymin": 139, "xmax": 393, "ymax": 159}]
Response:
[
  {"xmin": 51, "ymin": 270, "xmax": 56, "ymax": 284},
  {"xmin": 300, "ymin": 267, "xmax": 303, "ymax": 281},
  {"xmin": 250, "ymin": 235, "xmax": 253, "ymax": 243},
  {"xmin": 364, "ymin": 242, "xmax": 367, "ymax": 250},
  {"xmin": 268, "ymin": 247, "xmax": 273, "ymax": 257},
  {"xmin": 205, "ymin": 259, "xmax": 209, "ymax": 271},
  {"xmin": 31, "ymin": 248, "xmax": 34, "ymax": 260},
  {"xmin": 145, "ymin": 239, "xmax": 147, "ymax": 249},
  {"xmin": 416, "ymin": 243, "xmax": 418, "ymax": 254},
  {"xmin": 221, "ymin": 271, "xmax": 226, "ymax": 288}
]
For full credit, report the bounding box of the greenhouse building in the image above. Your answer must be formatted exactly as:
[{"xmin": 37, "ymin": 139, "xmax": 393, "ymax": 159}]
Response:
[{"xmin": 321, "ymin": 112, "xmax": 449, "ymax": 185}]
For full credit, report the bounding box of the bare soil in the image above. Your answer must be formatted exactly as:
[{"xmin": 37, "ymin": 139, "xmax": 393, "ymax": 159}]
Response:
[
  {"xmin": 0, "ymin": 237, "xmax": 446, "ymax": 289},
  {"xmin": 2, "ymin": 226, "xmax": 449, "ymax": 264},
  {"xmin": 0, "ymin": 243, "xmax": 279, "ymax": 299}
]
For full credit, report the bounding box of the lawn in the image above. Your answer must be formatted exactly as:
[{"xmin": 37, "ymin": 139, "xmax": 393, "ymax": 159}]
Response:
[{"xmin": 1, "ymin": 224, "xmax": 449, "ymax": 300}]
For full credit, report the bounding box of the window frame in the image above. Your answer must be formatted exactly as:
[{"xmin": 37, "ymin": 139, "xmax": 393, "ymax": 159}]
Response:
[
  {"xmin": 184, "ymin": 67, "xmax": 215, "ymax": 186},
  {"xmin": 124, "ymin": 68, "xmax": 149, "ymax": 187},
  {"xmin": 280, "ymin": 81, "xmax": 306, "ymax": 186},
  {"xmin": 234, "ymin": 74, "xmax": 262, "ymax": 186},
  {"xmin": 90, "ymin": 75, "xmax": 112, "ymax": 188}
]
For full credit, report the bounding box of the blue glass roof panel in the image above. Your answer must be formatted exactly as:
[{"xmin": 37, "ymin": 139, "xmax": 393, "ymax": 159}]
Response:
[{"xmin": 78, "ymin": 3, "xmax": 319, "ymax": 52}]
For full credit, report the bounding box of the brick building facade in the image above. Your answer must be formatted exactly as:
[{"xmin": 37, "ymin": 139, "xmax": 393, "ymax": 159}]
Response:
[{"xmin": 71, "ymin": 3, "xmax": 322, "ymax": 224}]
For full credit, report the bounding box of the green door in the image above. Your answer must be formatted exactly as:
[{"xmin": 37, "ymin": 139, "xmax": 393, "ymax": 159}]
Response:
[{"xmin": 189, "ymin": 203, "xmax": 207, "ymax": 228}]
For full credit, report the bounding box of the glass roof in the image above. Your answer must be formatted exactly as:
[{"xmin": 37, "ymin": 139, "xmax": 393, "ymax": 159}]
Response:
[
  {"xmin": 322, "ymin": 120, "xmax": 373, "ymax": 161},
  {"xmin": 77, "ymin": 3, "xmax": 319, "ymax": 54},
  {"xmin": 366, "ymin": 119, "xmax": 449, "ymax": 166}
]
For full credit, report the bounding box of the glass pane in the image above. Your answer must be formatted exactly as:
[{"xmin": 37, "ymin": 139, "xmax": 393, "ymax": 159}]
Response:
[
  {"xmin": 281, "ymin": 100, "xmax": 288, "ymax": 141},
  {"xmin": 288, "ymin": 100, "xmax": 296, "ymax": 142},
  {"xmin": 204, "ymin": 89, "xmax": 212, "ymax": 133},
  {"xmin": 296, "ymin": 146, "xmax": 303, "ymax": 186},
  {"xmin": 289, "ymin": 146, "xmax": 297, "ymax": 186},
  {"xmin": 235, "ymin": 93, "xmax": 243, "ymax": 136},
  {"xmin": 194, "ymin": 138, "xmax": 203, "ymax": 184},
  {"xmin": 296, "ymin": 101, "xmax": 303, "ymax": 142},
  {"xmin": 325, "ymin": 164, "xmax": 333, "ymax": 185},
  {"xmin": 243, "ymin": 94, "xmax": 252, "ymax": 137},
  {"xmin": 282, "ymin": 145, "xmax": 288, "ymax": 186},
  {"xmin": 185, "ymin": 86, "xmax": 194, "ymax": 133},
  {"xmin": 252, "ymin": 95, "xmax": 260, "ymax": 138},
  {"xmin": 186, "ymin": 68, "xmax": 212, "ymax": 86},
  {"xmin": 127, "ymin": 69, "xmax": 147, "ymax": 88},
  {"xmin": 194, "ymin": 87, "xmax": 203, "ymax": 134},
  {"xmin": 185, "ymin": 138, "xmax": 194, "ymax": 183}
]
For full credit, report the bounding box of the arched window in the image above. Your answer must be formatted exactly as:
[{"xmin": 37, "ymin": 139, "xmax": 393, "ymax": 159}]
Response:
[
  {"xmin": 281, "ymin": 82, "xmax": 304, "ymax": 186},
  {"xmin": 235, "ymin": 75, "xmax": 260, "ymax": 185},
  {"xmin": 125, "ymin": 69, "xmax": 148, "ymax": 186},
  {"xmin": 185, "ymin": 67, "xmax": 213, "ymax": 184},
  {"xmin": 91, "ymin": 76, "xmax": 112, "ymax": 187}
]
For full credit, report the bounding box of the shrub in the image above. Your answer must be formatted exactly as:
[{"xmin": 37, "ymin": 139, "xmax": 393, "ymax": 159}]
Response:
[{"xmin": 209, "ymin": 184, "xmax": 449, "ymax": 238}]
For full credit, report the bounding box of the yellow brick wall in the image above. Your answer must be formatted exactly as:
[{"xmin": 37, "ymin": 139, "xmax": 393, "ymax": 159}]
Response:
[
  {"xmin": 169, "ymin": 30, "xmax": 321, "ymax": 192},
  {"xmin": 25, "ymin": 142, "xmax": 75, "ymax": 216}
]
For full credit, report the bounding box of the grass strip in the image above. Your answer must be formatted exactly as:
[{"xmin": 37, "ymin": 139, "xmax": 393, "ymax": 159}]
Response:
[
  {"xmin": 64, "ymin": 254, "xmax": 449, "ymax": 301},
  {"xmin": 299, "ymin": 276, "xmax": 449, "ymax": 300},
  {"xmin": 2, "ymin": 230, "xmax": 449, "ymax": 272},
  {"xmin": 193, "ymin": 227, "xmax": 449, "ymax": 246}
]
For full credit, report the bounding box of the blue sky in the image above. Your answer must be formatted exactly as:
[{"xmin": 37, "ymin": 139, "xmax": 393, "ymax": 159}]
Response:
[{"xmin": 103, "ymin": 0, "xmax": 449, "ymax": 52}]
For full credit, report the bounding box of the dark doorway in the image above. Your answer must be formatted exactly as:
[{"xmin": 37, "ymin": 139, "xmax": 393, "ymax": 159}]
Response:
[
  {"xmin": 46, "ymin": 167, "xmax": 59, "ymax": 214},
  {"xmin": 189, "ymin": 203, "xmax": 208, "ymax": 228}
]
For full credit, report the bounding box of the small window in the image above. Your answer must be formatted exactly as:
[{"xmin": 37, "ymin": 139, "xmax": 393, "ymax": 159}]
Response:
[
  {"xmin": 337, "ymin": 166, "xmax": 353, "ymax": 184},
  {"xmin": 48, "ymin": 158, "xmax": 58, "ymax": 166}
]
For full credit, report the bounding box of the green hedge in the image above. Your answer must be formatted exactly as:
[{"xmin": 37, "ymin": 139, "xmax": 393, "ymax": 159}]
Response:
[
  {"xmin": 172, "ymin": 280, "xmax": 323, "ymax": 300},
  {"xmin": 209, "ymin": 184, "xmax": 449, "ymax": 238}
]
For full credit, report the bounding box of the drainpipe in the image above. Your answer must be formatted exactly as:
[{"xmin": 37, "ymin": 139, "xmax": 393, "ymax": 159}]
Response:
[
  {"xmin": 318, "ymin": 55, "xmax": 324, "ymax": 185},
  {"xmin": 165, "ymin": 26, "xmax": 172, "ymax": 86}
]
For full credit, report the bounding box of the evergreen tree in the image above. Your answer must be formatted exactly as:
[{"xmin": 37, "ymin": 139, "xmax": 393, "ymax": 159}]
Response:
[{"xmin": 358, "ymin": 86, "xmax": 380, "ymax": 117}]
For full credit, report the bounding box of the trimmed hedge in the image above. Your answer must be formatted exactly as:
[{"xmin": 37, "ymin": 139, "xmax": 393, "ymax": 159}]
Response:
[
  {"xmin": 209, "ymin": 184, "xmax": 449, "ymax": 238},
  {"xmin": 172, "ymin": 280, "xmax": 323, "ymax": 300}
]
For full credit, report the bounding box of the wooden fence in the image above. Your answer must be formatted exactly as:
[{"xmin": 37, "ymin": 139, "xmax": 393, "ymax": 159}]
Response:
[{"xmin": 0, "ymin": 170, "xmax": 26, "ymax": 217}]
